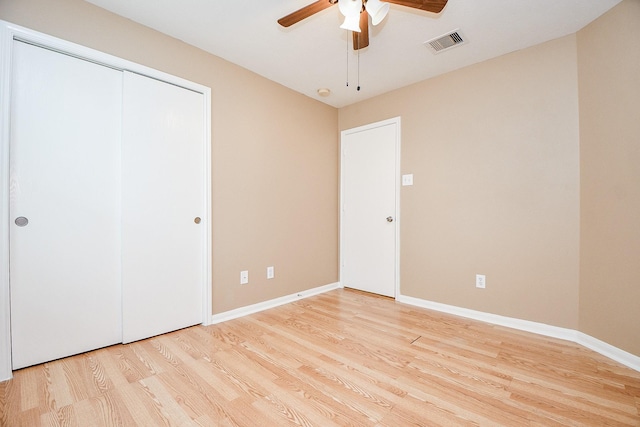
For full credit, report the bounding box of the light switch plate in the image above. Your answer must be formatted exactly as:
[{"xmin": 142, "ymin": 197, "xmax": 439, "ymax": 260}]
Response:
[{"xmin": 402, "ymin": 174, "xmax": 414, "ymax": 186}]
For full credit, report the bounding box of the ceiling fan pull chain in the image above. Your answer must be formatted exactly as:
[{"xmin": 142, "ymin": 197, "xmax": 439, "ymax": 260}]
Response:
[
  {"xmin": 357, "ymin": 32, "xmax": 361, "ymax": 91},
  {"xmin": 346, "ymin": 30, "xmax": 350, "ymax": 87}
]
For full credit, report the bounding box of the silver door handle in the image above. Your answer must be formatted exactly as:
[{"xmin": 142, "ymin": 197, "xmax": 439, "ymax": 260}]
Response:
[
  {"xmin": 386, "ymin": 216, "xmax": 394, "ymax": 222},
  {"xmin": 15, "ymin": 216, "xmax": 29, "ymax": 227}
]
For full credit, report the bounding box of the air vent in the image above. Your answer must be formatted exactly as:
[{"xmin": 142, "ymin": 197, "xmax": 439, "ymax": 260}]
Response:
[{"xmin": 425, "ymin": 30, "xmax": 466, "ymax": 54}]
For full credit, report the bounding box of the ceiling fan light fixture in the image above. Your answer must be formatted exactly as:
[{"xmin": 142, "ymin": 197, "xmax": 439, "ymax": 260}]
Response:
[
  {"xmin": 338, "ymin": 0, "xmax": 362, "ymax": 17},
  {"xmin": 365, "ymin": 0, "xmax": 389, "ymax": 25},
  {"xmin": 340, "ymin": 13, "xmax": 362, "ymax": 32}
]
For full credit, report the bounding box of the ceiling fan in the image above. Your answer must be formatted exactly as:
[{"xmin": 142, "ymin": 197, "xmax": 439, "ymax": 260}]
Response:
[{"xmin": 278, "ymin": 0, "xmax": 448, "ymax": 50}]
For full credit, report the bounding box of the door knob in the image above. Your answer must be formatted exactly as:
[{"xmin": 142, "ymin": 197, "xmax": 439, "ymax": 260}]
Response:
[
  {"xmin": 194, "ymin": 217, "xmax": 201, "ymax": 224},
  {"xmin": 386, "ymin": 216, "xmax": 394, "ymax": 222},
  {"xmin": 15, "ymin": 216, "xmax": 29, "ymax": 227}
]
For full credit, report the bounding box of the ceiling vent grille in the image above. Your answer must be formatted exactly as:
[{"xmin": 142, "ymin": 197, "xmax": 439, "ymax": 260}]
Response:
[{"xmin": 425, "ymin": 30, "xmax": 466, "ymax": 54}]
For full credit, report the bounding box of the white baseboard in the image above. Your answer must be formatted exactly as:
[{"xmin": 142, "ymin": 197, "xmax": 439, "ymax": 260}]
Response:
[
  {"xmin": 397, "ymin": 294, "xmax": 640, "ymax": 373},
  {"xmin": 575, "ymin": 332, "xmax": 640, "ymax": 372},
  {"xmin": 210, "ymin": 282, "xmax": 342, "ymax": 325}
]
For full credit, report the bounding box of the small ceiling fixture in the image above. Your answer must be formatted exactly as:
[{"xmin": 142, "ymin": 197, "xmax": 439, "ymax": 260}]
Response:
[{"xmin": 317, "ymin": 88, "xmax": 331, "ymax": 97}]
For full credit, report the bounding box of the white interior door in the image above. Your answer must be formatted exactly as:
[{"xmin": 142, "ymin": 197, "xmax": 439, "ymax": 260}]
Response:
[
  {"xmin": 341, "ymin": 119, "xmax": 399, "ymax": 297},
  {"xmin": 9, "ymin": 41, "xmax": 123, "ymax": 369},
  {"xmin": 121, "ymin": 71, "xmax": 205, "ymax": 343}
]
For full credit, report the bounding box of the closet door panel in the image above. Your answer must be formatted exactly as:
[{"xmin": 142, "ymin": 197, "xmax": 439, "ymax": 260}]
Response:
[
  {"xmin": 122, "ymin": 71, "xmax": 204, "ymax": 343},
  {"xmin": 9, "ymin": 42, "xmax": 122, "ymax": 369}
]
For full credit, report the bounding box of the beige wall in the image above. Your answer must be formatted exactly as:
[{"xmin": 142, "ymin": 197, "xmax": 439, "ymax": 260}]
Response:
[
  {"xmin": 0, "ymin": 0, "xmax": 340, "ymax": 314},
  {"xmin": 340, "ymin": 36, "xmax": 582, "ymax": 329},
  {"xmin": 577, "ymin": 0, "xmax": 640, "ymax": 356}
]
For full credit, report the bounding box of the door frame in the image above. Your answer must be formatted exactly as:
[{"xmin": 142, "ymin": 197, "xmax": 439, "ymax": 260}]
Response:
[
  {"xmin": 339, "ymin": 117, "xmax": 401, "ymax": 298},
  {"xmin": 0, "ymin": 21, "xmax": 213, "ymax": 381}
]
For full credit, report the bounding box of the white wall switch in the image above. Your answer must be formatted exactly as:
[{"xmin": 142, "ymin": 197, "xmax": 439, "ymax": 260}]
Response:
[
  {"xmin": 476, "ymin": 274, "xmax": 486, "ymax": 289},
  {"xmin": 240, "ymin": 270, "xmax": 249, "ymax": 285},
  {"xmin": 267, "ymin": 266, "xmax": 274, "ymax": 279},
  {"xmin": 402, "ymin": 174, "xmax": 414, "ymax": 186}
]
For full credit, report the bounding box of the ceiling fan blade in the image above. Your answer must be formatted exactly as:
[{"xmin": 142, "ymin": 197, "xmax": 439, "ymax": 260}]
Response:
[
  {"xmin": 353, "ymin": 10, "xmax": 370, "ymax": 50},
  {"xmin": 278, "ymin": 0, "xmax": 336, "ymax": 27},
  {"xmin": 383, "ymin": 0, "xmax": 447, "ymax": 14}
]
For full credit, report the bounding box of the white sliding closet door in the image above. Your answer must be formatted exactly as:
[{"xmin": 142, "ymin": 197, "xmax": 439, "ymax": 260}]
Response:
[
  {"xmin": 9, "ymin": 42, "xmax": 122, "ymax": 369},
  {"xmin": 121, "ymin": 71, "xmax": 204, "ymax": 343}
]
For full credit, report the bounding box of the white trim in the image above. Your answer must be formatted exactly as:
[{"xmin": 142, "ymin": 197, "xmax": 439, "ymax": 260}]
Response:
[
  {"xmin": 394, "ymin": 119, "xmax": 401, "ymax": 299},
  {"xmin": 339, "ymin": 117, "xmax": 401, "ymax": 298},
  {"xmin": 0, "ymin": 22, "xmax": 13, "ymax": 382},
  {"xmin": 210, "ymin": 282, "xmax": 342, "ymax": 325},
  {"xmin": 202, "ymin": 78, "xmax": 213, "ymax": 327},
  {"xmin": 397, "ymin": 294, "xmax": 640, "ymax": 373},
  {"xmin": 0, "ymin": 20, "xmax": 213, "ymax": 381},
  {"xmin": 396, "ymin": 295, "xmax": 578, "ymax": 341},
  {"xmin": 575, "ymin": 332, "xmax": 640, "ymax": 372}
]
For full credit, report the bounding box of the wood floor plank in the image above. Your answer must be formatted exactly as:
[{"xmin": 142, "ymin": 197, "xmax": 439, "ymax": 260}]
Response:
[
  {"xmin": 377, "ymin": 392, "xmax": 478, "ymax": 427},
  {"xmin": 45, "ymin": 362, "xmax": 75, "ymax": 410},
  {"xmin": 406, "ymin": 364, "xmax": 534, "ymax": 425},
  {"xmin": 2, "ymin": 288, "xmax": 639, "ymax": 426},
  {"xmin": 139, "ymin": 375, "xmax": 197, "ymax": 426},
  {"xmin": 225, "ymin": 396, "xmax": 280, "ymax": 426},
  {"xmin": 90, "ymin": 349, "xmax": 130, "ymax": 390},
  {"xmin": 233, "ymin": 330, "xmax": 384, "ymax": 425},
  {"xmin": 183, "ymin": 358, "xmax": 242, "ymax": 404},
  {"xmin": 0, "ymin": 374, "xmax": 20, "ymax": 424},
  {"xmin": 40, "ymin": 403, "xmax": 78, "ymax": 427},
  {"xmin": 252, "ymin": 390, "xmax": 340, "ymax": 427},
  {"xmin": 156, "ymin": 366, "xmax": 232, "ymax": 423},
  {"xmin": 15, "ymin": 366, "xmax": 40, "ymax": 412},
  {"xmin": 508, "ymin": 377, "xmax": 638, "ymax": 425},
  {"xmin": 60, "ymin": 356, "xmax": 101, "ymax": 403},
  {"xmin": 106, "ymin": 344, "xmax": 158, "ymax": 384},
  {"xmin": 176, "ymin": 325, "xmax": 227, "ymax": 362},
  {"xmin": 71, "ymin": 391, "xmax": 137, "ymax": 427},
  {"xmin": 270, "ymin": 372, "xmax": 374, "ymax": 426},
  {"xmin": 13, "ymin": 408, "xmax": 41, "ymax": 427}
]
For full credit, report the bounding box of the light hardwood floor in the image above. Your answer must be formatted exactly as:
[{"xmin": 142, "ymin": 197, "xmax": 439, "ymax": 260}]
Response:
[{"xmin": 1, "ymin": 288, "xmax": 639, "ymax": 426}]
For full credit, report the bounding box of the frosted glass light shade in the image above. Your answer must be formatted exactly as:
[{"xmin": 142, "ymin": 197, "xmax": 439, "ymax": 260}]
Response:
[
  {"xmin": 338, "ymin": 0, "xmax": 362, "ymax": 17},
  {"xmin": 340, "ymin": 13, "xmax": 362, "ymax": 32},
  {"xmin": 365, "ymin": 0, "xmax": 389, "ymax": 25}
]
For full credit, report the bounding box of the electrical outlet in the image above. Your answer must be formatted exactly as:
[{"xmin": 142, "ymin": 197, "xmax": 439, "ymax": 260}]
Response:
[
  {"xmin": 402, "ymin": 174, "xmax": 414, "ymax": 186},
  {"xmin": 267, "ymin": 266, "xmax": 274, "ymax": 279},
  {"xmin": 476, "ymin": 274, "xmax": 486, "ymax": 289},
  {"xmin": 240, "ymin": 270, "xmax": 249, "ymax": 285}
]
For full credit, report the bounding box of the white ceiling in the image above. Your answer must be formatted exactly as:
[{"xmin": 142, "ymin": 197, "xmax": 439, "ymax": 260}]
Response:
[{"xmin": 85, "ymin": 0, "xmax": 621, "ymax": 108}]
